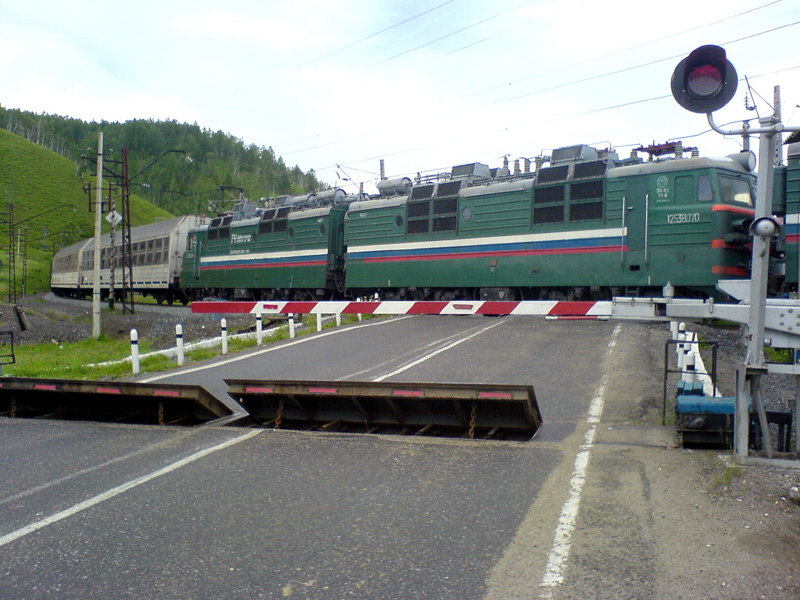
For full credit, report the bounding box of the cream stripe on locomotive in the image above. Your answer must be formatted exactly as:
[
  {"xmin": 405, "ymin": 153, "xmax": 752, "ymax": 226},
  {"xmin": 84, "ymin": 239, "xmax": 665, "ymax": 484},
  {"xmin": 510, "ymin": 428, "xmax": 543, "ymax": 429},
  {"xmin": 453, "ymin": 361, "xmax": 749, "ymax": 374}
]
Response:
[
  {"xmin": 348, "ymin": 226, "xmax": 627, "ymax": 256},
  {"xmin": 200, "ymin": 247, "xmax": 328, "ymax": 267}
]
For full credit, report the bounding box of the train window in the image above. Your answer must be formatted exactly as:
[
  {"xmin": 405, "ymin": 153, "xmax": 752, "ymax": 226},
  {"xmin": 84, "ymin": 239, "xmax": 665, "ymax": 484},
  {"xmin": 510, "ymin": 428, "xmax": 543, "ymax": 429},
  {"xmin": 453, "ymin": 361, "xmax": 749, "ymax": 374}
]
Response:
[
  {"xmin": 461, "ymin": 206, "xmax": 473, "ymax": 222},
  {"xmin": 533, "ymin": 205, "xmax": 564, "ymax": 224},
  {"xmin": 719, "ymin": 176, "xmax": 752, "ymax": 206},
  {"xmin": 534, "ymin": 186, "xmax": 565, "ymax": 204},
  {"xmin": 698, "ymin": 176, "xmax": 713, "ymax": 202},
  {"xmin": 408, "ymin": 201, "xmax": 430, "ymax": 219},
  {"xmin": 436, "ymin": 180, "xmax": 463, "ymax": 197},
  {"xmin": 273, "ymin": 220, "xmax": 287, "ymax": 233},
  {"xmin": 569, "ymin": 201, "xmax": 603, "ymax": 221},
  {"xmin": 259, "ymin": 221, "xmax": 273, "ymax": 235},
  {"xmin": 407, "ymin": 200, "xmax": 431, "ymax": 234},
  {"xmin": 407, "ymin": 219, "xmax": 429, "ymax": 234},
  {"xmin": 411, "ymin": 185, "xmax": 435, "ymax": 200},
  {"xmin": 217, "ymin": 227, "xmax": 230, "ymax": 239},
  {"xmin": 570, "ymin": 181, "xmax": 603, "ymax": 200},
  {"xmin": 433, "ymin": 216, "xmax": 457, "ymax": 232},
  {"xmin": 319, "ymin": 223, "xmax": 326, "ymax": 236},
  {"xmin": 434, "ymin": 197, "xmax": 458, "ymax": 215},
  {"xmin": 208, "ymin": 228, "xmax": 219, "ymax": 241},
  {"xmin": 573, "ymin": 161, "xmax": 607, "ymax": 179},
  {"xmin": 395, "ymin": 215, "xmax": 404, "ymax": 228},
  {"xmin": 537, "ymin": 165, "xmax": 569, "ymax": 183},
  {"xmin": 288, "ymin": 227, "xmax": 295, "ymax": 238}
]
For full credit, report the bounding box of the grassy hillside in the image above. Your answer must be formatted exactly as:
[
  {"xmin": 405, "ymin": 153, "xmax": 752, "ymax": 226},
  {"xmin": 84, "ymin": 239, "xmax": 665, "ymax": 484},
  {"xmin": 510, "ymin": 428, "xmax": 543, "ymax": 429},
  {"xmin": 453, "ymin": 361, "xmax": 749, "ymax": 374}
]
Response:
[{"xmin": 0, "ymin": 128, "xmax": 174, "ymax": 295}]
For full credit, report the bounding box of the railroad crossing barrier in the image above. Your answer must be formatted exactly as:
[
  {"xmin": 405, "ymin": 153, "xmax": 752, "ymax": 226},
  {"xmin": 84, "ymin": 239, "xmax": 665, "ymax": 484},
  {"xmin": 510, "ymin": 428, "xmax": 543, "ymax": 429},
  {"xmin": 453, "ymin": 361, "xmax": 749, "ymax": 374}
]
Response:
[
  {"xmin": 190, "ymin": 298, "xmax": 663, "ymax": 319},
  {"xmin": 225, "ymin": 379, "xmax": 543, "ymax": 440},
  {"xmin": 0, "ymin": 377, "xmax": 234, "ymax": 425}
]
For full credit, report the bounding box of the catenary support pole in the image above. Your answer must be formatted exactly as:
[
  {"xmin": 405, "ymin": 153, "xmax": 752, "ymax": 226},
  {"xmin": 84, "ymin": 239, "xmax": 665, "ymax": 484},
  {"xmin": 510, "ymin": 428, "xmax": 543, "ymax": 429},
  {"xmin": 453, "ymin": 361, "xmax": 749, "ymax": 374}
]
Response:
[{"xmin": 92, "ymin": 132, "xmax": 103, "ymax": 339}]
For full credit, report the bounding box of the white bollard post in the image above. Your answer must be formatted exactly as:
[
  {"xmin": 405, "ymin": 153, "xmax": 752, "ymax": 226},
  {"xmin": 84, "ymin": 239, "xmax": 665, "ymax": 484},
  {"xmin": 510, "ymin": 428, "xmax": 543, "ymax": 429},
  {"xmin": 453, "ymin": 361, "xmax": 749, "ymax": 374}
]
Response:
[
  {"xmin": 335, "ymin": 313, "xmax": 342, "ymax": 327},
  {"xmin": 176, "ymin": 324, "xmax": 184, "ymax": 366},
  {"xmin": 677, "ymin": 332, "xmax": 686, "ymax": 370},
  {"xmin": 317, "ymin": 312, "xmax": 322, "ymax": 332},
  {"xmin": 256, "ymin": 314, "xmax": 263, "ymax": 346},
  {"xmin": 131, "ymin": 329, "xmax": 140, "ymax": 375},
  {"xmin": 289, "ymin": 316, "xmax": 296, "ymax": 339},
  {"xmin": 221, "ymin": 318, "xmax": 228, "ymax": 355},
  {"xmin": 683, "ymin": 352, "xmax": 696, "ymax": 384}
]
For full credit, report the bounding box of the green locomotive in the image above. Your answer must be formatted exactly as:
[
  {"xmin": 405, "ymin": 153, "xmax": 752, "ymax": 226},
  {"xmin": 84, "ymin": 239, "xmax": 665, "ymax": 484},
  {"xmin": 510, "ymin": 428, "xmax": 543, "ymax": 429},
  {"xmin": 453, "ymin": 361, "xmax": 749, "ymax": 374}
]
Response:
[
  {"xmin": 344, "ymin": 143, "xmax": 756, "ymax": 301},
  {"xmin": 171, "ymin": 140, "xmax": 800, "ymax": 302}
]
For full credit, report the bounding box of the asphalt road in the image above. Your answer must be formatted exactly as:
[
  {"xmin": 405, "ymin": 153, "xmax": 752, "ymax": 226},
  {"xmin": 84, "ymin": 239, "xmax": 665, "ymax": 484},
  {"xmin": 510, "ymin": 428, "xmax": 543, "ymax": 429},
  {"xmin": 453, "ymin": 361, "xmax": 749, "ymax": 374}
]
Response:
[{"xmin": 1, "ymin": 315, "xmax": 664, "ymax": 599}]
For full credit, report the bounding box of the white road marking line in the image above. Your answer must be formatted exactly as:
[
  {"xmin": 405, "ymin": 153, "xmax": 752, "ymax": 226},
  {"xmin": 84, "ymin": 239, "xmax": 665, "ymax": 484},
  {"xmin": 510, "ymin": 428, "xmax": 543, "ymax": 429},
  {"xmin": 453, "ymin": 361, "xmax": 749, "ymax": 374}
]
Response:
[
  {"xmin": 0, "ymin": 428, "xmax": 202, "ymax": 507},
  {"xmin": 538, "ymin": 324, "xmax": 621, "ymax": 598},
  {"xmin": 372, "ymin": 319, "xmax": 507, "ymax": 381},
  {"xmin": 141, "ymin": 315, "xmax": 410, "ymax": 382},
  {"xmin": 0, "ymin": 429, "xmax": 262, "ymax": 548}
]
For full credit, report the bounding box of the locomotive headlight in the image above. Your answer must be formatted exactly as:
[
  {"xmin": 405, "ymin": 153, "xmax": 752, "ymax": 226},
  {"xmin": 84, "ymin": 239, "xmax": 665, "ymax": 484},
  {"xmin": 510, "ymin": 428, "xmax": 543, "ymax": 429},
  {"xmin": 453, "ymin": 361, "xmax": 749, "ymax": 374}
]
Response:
[{"xmin": 749, "ymin": 216, "xmax": 781, "ymax": 238}]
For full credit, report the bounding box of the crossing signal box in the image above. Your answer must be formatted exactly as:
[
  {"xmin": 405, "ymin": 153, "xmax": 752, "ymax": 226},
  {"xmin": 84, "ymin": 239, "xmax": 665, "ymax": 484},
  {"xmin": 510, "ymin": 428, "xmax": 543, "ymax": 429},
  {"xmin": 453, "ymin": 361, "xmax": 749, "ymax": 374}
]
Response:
[{"xmin": 671, "ymin": 45, "xmax": 737, "ymax": 113}]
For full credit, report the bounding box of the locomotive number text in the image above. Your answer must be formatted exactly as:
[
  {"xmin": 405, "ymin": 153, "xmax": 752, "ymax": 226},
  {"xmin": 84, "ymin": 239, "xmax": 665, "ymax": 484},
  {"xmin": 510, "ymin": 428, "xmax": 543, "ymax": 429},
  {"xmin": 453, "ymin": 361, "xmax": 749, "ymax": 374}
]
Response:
[{"xmin": 666, "ymin": 213, "xmax": 701, "ymax": 224}]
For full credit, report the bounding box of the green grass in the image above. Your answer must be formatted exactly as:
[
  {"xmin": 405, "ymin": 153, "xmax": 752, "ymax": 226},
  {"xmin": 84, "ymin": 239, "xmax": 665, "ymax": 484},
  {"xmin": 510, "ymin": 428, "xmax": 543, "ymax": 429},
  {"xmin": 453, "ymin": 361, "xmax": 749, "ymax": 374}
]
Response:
[
  {"xmin": 2, "ymin": 315, "xmax": 307, "ymax": 379},
  {"xmin": 0, "ymin": 313, "xmax": 380, "ymax": 380},
  {"xmin": 713, "ymin": 463, "xmax": 743, "ymax": 487},
  {"xmin": 0, "ymin": 128, "xmax": 174, "ymax": 295}
]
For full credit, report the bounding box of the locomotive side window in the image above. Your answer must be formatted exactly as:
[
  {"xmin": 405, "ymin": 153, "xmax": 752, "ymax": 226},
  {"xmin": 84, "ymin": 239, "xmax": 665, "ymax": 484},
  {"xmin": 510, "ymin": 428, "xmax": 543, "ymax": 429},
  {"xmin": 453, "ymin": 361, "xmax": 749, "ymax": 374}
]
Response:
[
  {"xmin": 432, "ymin": 197, "xmax": 457, "ymax": 232},
  {"xmin": 698, "ymin": 175, "xmax": 713, "ymax": 202},
  {"xmin": 533, "ymin": 185, "xmax": 565, "ymax": 225},
  {"xmin": 407, "ymin": 200, "xmax": 431, "ymax": 234},
  {"xmin": 719, "ymin": 176, "xmax": 753, "ymax": 206},
  {"xmin": 568, "ymin": 181, "xmax": 604, "ymax": 222}
]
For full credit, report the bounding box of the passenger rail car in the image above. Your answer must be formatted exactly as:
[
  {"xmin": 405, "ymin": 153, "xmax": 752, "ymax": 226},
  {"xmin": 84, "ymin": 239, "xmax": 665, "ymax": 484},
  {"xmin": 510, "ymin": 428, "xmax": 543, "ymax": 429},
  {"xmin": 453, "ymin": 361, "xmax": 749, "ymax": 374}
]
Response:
[{"xmin": 51, "ymin": 216, "xmax": 199, "ymax": 304}]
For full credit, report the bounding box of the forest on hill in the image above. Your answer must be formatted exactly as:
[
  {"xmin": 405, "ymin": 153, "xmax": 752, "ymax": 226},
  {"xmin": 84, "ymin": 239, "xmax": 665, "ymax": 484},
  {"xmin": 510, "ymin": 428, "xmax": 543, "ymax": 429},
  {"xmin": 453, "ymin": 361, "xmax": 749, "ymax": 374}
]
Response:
[
  {"xmin": 0, "ymin": 106, "xmax": 322, "ymax": 216},
  {"xmin": 0, "ymin": 127, "xmax": 175, "ymax": 296}
]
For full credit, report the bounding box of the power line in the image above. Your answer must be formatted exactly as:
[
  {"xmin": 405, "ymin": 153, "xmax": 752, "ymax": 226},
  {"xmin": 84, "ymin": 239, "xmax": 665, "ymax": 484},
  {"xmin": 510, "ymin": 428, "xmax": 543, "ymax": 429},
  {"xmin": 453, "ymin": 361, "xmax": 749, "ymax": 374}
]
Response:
[
  {"xmin": 297, "ymin": 0, "xmax": 457, "ymax": 68},
  {"xmin": 370, "ymin": 0, "xmax": 539, "ymax": 67},
  {"xmin": 470, "ymin": 0, "xmax": 785, "ymax": 99},
  {"xmin": 477, "ymin": 18, "xmax": 800, "ymax": 110}
]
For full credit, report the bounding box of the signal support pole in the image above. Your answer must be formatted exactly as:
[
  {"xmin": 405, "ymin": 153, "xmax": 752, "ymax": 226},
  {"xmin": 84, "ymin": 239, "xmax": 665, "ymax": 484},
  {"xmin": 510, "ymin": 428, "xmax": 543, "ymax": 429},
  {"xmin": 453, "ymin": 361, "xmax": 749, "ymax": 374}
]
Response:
[
  {"xmin": 708, "ymin": 105, "xmax": 796, "ymax": 459},
  {"xmin": 671, "ymin": 45, "xmax": 800, "ymax": 459}
]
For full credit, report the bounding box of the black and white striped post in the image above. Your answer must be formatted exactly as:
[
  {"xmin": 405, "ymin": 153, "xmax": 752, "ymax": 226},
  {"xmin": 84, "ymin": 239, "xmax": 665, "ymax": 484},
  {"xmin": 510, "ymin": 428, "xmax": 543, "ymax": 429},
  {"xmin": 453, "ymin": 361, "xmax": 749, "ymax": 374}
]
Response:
[
  {"xmin": 130, "ymin": 329, "xmax": 140, "ymax": 374},
  {"xmin": 176, "ymin": 324, "xmax": 184, "ymax": 366}
]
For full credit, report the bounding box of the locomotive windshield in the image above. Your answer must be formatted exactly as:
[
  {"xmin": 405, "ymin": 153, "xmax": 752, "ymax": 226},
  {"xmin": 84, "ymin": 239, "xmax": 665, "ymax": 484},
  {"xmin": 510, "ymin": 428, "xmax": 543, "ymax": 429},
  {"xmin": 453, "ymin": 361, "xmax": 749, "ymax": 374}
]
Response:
[{"xmin": 719, "ymin": 175, "xmax": 753, "ymax": 206}]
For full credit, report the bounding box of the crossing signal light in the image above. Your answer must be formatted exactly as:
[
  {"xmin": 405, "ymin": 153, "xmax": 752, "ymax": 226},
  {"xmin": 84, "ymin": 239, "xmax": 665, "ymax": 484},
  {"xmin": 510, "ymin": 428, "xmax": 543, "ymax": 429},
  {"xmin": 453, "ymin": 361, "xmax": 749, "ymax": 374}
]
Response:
[{"xmin": 671, "ymin": 45, "xmax": 737, "ymax": 113}]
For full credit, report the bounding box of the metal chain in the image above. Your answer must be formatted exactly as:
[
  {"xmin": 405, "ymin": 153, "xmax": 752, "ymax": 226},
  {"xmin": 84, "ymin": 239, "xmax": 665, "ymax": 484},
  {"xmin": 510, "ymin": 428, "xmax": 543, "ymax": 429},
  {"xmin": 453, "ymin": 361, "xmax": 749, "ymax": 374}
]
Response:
[
  {"xmin": 275, "ymin": 399, "xmax": 284, "ymax": 430},
  {"xmin": 468, "ymin": 402, "xmax": 477, "ymax": 439}
]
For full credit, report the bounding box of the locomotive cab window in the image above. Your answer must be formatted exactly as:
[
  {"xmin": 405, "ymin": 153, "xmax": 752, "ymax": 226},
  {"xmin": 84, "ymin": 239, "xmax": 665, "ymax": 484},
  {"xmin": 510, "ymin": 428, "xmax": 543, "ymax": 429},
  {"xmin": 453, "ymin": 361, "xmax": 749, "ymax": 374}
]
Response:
[
  {"xmin": 698, "ymin": 175, "xmax": 713, "ymax": 202},
  {"xmin": 719, "ymin": 175, "xmax": 753, "ymax": 206}
]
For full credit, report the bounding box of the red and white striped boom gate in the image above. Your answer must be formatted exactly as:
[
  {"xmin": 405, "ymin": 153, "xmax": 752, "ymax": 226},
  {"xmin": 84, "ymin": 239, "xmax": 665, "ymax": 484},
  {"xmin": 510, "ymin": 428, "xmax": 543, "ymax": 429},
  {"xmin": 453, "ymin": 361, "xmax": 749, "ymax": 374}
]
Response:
[{"xmin": 190, "ymin": 299, "xmax": 664, "ymax": 320}]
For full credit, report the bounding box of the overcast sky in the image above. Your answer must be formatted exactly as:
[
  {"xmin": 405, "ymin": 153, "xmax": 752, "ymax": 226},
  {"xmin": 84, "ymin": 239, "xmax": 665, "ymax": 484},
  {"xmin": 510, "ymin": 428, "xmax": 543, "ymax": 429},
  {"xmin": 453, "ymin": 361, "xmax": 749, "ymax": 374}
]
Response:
[{"xmin": 1, "ymin": 0, "xmax": 798, "ymax": 194}]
